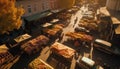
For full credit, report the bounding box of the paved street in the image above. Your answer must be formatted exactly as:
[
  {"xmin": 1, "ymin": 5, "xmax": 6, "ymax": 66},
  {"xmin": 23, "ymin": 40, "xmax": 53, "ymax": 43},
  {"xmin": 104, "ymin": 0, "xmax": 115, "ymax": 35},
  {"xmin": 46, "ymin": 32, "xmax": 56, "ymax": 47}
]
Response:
[{"xmin": 61, "ymin": 5, "xmax": 88, "ymax": 43}]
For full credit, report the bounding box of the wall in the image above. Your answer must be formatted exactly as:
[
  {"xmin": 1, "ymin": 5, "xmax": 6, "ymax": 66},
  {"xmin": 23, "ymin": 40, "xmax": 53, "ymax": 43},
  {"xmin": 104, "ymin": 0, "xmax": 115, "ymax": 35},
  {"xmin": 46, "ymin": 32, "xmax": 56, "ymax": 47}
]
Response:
[
  {"xmin": 16, "ymin": 0, "xmax": 51, "ymax": 17},
  {"xmin": 57, "ymin": 0, "xmax": 75, "ymax": 9},
  {"xmin": 106, "ymin": 0, "xmax": 120, "ymax": 11},
  {"xmin": 49, "ymin": 0, "xmax": 58, "ymax": 10}
]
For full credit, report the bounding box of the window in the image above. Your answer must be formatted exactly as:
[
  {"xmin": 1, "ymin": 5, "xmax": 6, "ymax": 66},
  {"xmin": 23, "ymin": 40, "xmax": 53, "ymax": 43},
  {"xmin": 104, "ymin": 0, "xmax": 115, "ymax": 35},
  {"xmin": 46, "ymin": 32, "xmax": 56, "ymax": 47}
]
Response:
[
  {"xmin": 28, "ymin": 5, "xmax": 32, "ymax": 13},
  {"xmin": 34, "ymin": 4, "xmax": 37, "ymax": 12},
  {"xmin": 42, "ymin": 3, "xmax": 45, "ymax": 10}
]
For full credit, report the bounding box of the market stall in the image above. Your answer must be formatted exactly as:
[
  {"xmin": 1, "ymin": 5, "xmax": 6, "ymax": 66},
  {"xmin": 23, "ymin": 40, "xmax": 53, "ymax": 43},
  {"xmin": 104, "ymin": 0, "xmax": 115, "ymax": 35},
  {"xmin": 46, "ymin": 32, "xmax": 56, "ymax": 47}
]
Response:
[
  {"xmin": 6, "ymin": 34, "xmax": 32, "ymax": 48},
  {"xmin": 76, "ymin": 56, "xmax": 103, "ymax": 69},
  {"xmin": 94, "ymin": 39, "xmax": 120, "ymax": 55},
  {"xmin": 42, "ymin": 24, "xmax": 63, "ymax": 40},
  {"xmin": 50, "ymin": 19, "xmax": 59, "ymax": 24},
  {"xmin": 21, "ymin": 35, "xmax": 49, "ymax": 55},
  {"xmin": 42, "ymin": 23, "xmax": 53, "ymax": 28},
  {"xmin": 14, "ymin": 34, "xmax": 32, "ymax": 43},
  {"xmin": 56, "ymin": 12, "xmax": 72, "ymax": 20},
  {"xmin": 43, "ymin": 28, "xmax": 62, "ymax": 37},
  {"xmin": 50, "ymin": 42, "xmax": 76, "ymax": 61},
  {"xmin": 0, "ymin": 44, "xmax": 13, "ymax": 66},
  {"xmin": 28, "ymin": 58, "xmax": 54, "ymax": 69},
  {"xmin": 79, "ymin": 18, "xmax": 98, "ymax": 31},
  {"xmin": 53, "ymin": 24, "xmax": 64, "ymax": 29},
  {"xmin": 66, "ymin": 32, "xmax": 93, "ymax": 43}
]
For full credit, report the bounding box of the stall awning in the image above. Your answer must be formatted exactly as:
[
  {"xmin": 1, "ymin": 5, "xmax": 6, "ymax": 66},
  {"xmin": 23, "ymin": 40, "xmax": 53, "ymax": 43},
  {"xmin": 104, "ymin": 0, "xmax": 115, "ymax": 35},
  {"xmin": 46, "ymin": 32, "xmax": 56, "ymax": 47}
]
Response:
[
  {"xmin": 14, "ymin": 34, "xmax": 31, "ymax": 43},
  {"xmin": 115, "ymin": 25, "xmax": 120, "ymax": 34},
  {"xmin": 25, "ymin": 10, "xmax": 53, "ymax": 22},
  {"xmin": 99, "ymin": 7, "xmax": 110, "ymax": 16},
  {"xmin": 111, "ymin": 17, "xmax": 120, "ymax": 24}
]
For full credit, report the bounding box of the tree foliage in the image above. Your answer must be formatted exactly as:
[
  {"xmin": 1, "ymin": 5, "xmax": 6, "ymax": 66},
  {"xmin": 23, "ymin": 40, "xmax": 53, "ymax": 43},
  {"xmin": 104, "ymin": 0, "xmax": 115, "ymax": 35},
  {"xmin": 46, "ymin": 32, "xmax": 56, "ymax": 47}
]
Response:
[
  {"xmin": 58, "ymin": 0, "xmax": 75, "ymax": 9},
  {"xmin": 0, "ymin": 0, "xmax": 24, "ymax": 34}
]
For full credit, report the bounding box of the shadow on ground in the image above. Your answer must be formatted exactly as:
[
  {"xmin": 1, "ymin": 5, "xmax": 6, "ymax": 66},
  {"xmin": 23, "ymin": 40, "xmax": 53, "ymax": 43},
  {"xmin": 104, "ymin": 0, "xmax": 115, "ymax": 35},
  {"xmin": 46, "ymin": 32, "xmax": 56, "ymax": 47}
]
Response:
[{"xmin": 10, "ymin": 49, "xmax": 42, "ymax": 69}]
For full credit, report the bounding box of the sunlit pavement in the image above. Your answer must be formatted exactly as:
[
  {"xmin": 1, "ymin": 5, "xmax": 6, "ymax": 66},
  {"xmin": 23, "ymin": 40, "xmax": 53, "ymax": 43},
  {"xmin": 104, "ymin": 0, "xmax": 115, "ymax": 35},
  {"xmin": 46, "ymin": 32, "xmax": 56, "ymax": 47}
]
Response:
[{"xmin": 61, "ymin": 5, "xmax": 88, "ymax": 43}]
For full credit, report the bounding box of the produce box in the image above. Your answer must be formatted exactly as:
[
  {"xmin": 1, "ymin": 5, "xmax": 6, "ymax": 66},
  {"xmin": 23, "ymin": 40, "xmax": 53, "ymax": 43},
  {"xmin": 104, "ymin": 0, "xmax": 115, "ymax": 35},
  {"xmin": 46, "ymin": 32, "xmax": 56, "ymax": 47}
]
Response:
[
  {"xmin": 0, "ymin": 45, "xmax": 13, "ymax": 65},
  {"xmin": 14, "ymin": 34, "xmax": 31, "ymax": 43},
  {"xmin": 21, "ymin": 35, "xmax": 49, "ymax": 55},
  {"xmin": 29, "ymin": 58, "xmax": 54, "ymax": 69},
  {"xmin": 51, "ymin": 42, "xmax": 75, "ymax": 59}
]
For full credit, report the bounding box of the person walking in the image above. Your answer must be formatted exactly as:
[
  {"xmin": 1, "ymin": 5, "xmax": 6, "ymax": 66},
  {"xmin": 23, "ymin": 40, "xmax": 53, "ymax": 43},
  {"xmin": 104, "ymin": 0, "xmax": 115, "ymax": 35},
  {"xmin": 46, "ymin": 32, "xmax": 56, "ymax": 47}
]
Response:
[{"xmin": 73, "ymin": 17, "xmax": 78, "ymax": 27}]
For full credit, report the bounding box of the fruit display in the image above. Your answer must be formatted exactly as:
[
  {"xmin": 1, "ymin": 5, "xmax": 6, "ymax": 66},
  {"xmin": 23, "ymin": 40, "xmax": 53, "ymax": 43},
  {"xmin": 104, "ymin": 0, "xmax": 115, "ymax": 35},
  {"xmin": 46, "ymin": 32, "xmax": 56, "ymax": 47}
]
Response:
[
  {"xmin": 14, "ymin": 34, "xmax": 31, "ymax": 43},
  {"xmin": 53, "ymin": 24, "xmax": 64, "ymax": 29},
  {"xmin": 43, "ymin": 28, "xmax": 61, "ymax": 36},
  {"xmin": 0, "ymin": 51, "xmax": 13, "ymax": 66},
  {"xmin": 21, "ymin": 35, "xmax": 49, "ymax": 55},
  {"xmin": 76, "ymin": 57, "xmax": 103, "ymax": 69},
  {"xmin": 51, "ymin": 42, "xmax": 75, "ymax": 59},
  {"xmin": 43, "ymin": 24, "xmax": 63, "ymax": 37},
  {"xmin": 42, "ymin": 23, "xmax": 53, "ymax": 28},
  {"xmin": 0, "ymin": 45, "xmax": 13, "ymax": 66},
  {"xmin": 56, "ymin": 13, "xmax": 72, "ymax": 20},
  {"xmin": 79, "ymin": 18, "xmax": 98, "ymax": 31},
  {"xmin": 29, "ymin": 58, "xmax": 54, "ymax": 69},
  {"xmin": 66, "ymin": 32, "xmax": 93, "ymax": 42}
]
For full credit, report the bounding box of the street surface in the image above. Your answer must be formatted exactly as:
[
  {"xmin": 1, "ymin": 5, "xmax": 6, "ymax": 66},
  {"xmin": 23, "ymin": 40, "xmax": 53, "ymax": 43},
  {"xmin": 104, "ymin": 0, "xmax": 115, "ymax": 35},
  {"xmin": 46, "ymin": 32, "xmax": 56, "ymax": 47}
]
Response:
[{"xmin": 61, "ymin": 5, "xmax": 88, "ymax": 43}]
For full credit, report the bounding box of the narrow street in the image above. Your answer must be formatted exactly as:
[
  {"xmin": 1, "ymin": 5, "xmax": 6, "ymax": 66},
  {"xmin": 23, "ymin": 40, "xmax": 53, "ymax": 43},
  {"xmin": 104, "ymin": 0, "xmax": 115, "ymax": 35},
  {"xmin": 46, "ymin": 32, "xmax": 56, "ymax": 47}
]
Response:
[{"xmin": 61, "ymin": 5, "xmax": 88, "ymax": 43}]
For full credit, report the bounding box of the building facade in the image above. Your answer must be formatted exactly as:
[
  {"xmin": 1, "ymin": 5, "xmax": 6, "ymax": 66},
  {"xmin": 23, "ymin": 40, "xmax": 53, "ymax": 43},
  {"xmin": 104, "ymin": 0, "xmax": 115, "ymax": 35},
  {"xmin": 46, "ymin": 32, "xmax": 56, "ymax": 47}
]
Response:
[
  {"xmin": 106, "ymin": 0, "xmax": 120, "ymax": 11},
  {"xmin": 49, "ymin": 0, "xmax": 58, "ymax": 10},
  {"xmin": 16, "ymin": 0, "xmax": 75, "ymax": 17},
  {"xmin": 16, "ymin": 0, "xmax": 64, "ymax": 33},
  {"xmin": 16, "ymin": 0, "xmax": 58, "ymax": 17},
  {"xmin": 57, "ymin": 0, "xmax": 75, "ymax": 9},
  {"xmin": 98, "ymin": 0, "xmax": 107, "ymax": 7},
  {"xmin": 16, "ymin": 0, "xmax": 43, "ymax": 17}
]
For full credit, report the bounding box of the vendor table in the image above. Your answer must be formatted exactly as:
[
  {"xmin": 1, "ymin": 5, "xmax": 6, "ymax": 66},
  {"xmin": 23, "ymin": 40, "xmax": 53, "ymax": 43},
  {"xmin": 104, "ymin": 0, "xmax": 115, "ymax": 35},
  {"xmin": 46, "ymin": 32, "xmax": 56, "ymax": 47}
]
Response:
[
  {"xmin": 50, "ymin": 42, "xmax": 76, "ymax": 60},
  {"xmin": 14, "ymin": 34, "xmax": 31, "ymax": 43},
  {"xmin": 29, "ymin": 58, "xmax": 54, "ymax": 69}
]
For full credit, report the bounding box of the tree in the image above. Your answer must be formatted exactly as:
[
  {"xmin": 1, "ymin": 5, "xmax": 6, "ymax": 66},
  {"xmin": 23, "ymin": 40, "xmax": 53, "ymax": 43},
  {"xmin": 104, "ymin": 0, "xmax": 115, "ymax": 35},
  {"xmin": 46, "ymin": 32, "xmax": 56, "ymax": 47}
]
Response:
[
  {"xmin": 58, "ymin": 0, "xmax": 75, "ymax": 9},
  {"xmin": 0, "ymin": 0, "xmax": 24, "ymax": 34}
]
